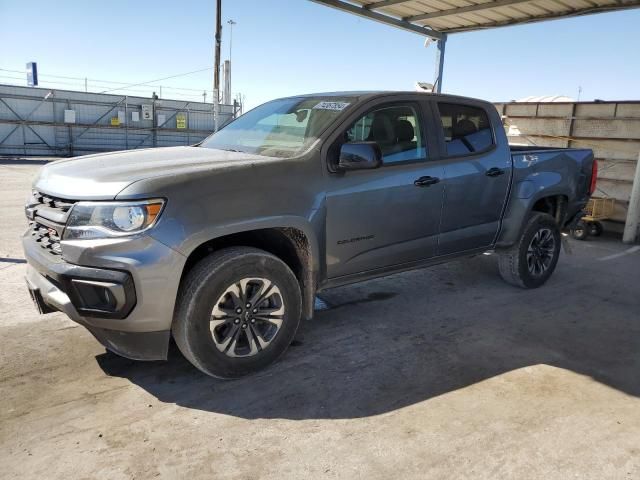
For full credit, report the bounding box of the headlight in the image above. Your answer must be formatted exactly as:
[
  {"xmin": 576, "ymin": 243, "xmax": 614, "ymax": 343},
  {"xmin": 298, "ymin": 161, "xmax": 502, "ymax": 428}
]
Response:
[{"xmin": 63, "ymin": 199, "xmax": 165, "ymax": 240}]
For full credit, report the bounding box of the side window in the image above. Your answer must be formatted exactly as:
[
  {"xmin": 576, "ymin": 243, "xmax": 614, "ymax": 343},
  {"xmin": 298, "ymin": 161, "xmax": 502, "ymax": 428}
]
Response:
[
  {"xmin": 437, "ymin": 103, "xmax": 494, "ymax": 156},
  {"xmin": 346, "ymin": 105, "xmax": 426, "ymax": 164}
]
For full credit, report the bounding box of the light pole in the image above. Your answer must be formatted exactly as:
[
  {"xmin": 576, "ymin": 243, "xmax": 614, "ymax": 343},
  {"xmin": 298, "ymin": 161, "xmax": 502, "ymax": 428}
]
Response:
[
  {"xmin": 213, "ymin": 0, "xmax": 222, "ymax": 131},
  {"xmin": 227, "ymin": 19, "xmax": 236, "ymax": 101}
]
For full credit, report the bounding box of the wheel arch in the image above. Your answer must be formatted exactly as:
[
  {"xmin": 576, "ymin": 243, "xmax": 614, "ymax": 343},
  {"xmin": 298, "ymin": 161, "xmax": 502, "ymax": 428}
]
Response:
[
  {"xmin": 529, "ymin": 193, "xmax": 569, "ymax": 224},
  {"xmin": 496, "ymin": 191, "xmax": 569, "ymax": 248},
  {"xmin": 178, "ymin": 224, "xmax": 319, "ymax": 322}
]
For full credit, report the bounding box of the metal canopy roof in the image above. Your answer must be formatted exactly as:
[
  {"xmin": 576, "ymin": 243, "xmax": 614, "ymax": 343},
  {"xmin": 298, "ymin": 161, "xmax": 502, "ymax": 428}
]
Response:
[{"xmin": 312, "ymin": 0, "xmax": 640, "ymax": 37}]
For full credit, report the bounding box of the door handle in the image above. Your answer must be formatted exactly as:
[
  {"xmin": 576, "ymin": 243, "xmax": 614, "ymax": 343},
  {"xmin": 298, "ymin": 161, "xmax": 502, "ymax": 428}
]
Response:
[
  {"xmin": 414, "ymin": 176, "xmax": 440, "ymax": 187},
  {"xmin": 486, "ymin": 167, "xmax": 505, "ymax": 177}
]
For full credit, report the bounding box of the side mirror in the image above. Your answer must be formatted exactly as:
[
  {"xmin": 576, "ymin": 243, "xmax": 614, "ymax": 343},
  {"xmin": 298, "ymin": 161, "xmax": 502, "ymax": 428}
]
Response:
[{"xmin": 338, "ymin": 142, "xmax": 382, "ymax": 171}]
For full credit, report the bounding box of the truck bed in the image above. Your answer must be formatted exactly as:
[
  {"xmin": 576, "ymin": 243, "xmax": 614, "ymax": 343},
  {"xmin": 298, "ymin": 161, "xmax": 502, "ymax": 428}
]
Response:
[
  {"xmin": 495, "ymin": 145, "xmax": 595, "ymax": 247},
  {"xmin": 510, "ymin": 145, "xmax": 573, "ymax": 152}
]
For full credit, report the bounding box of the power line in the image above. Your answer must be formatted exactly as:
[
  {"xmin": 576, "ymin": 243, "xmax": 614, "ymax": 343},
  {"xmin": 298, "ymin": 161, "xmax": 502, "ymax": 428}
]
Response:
[
  {"xmin": 0, "ymin": 68, "xmax": 96, "ymax": 82},
  {"xmin": 0, "ymin": 74, "xmax": 83, "ymax": 87},
  {"xmin": 98, "ymin": 67, "xmax": 213, "ymax": 94},
  {"xmin": 0, "ymin": 67, "xmax": 215, "ymax": 95},
  {"xmin": 0, "ymin": 79, "xmax": 214, "ymax": 102}
]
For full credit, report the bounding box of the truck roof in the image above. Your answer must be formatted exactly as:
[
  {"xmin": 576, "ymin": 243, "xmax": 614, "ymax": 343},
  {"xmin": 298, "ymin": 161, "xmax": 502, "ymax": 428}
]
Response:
[{"xmin": 282, "ymin": 91, "xmax": 493, "ymax": 105}]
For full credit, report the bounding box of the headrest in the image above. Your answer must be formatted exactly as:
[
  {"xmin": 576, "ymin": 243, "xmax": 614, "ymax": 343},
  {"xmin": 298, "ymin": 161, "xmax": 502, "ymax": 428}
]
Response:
[
  {"xmin": 367, "ymin": 114, "xmax": 394, "ymax": 143},
  {"xmin": 453, "ymin": 119, "xmax": 477, "ymax": 138},
  {"xmin": 395, "ymin": 119, "xmax": 414, "ymax": 142}
]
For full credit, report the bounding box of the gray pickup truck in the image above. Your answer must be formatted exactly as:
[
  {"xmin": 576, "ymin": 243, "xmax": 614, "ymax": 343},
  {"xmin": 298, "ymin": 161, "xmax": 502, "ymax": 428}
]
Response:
[{"xmin": 23, "ymin": 92, "xmax": 596, "ymax": 378}]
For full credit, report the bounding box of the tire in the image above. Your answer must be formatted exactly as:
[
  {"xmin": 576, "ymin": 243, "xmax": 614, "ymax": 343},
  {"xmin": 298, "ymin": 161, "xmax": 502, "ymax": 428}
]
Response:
[
  {"xmin": 172, "ymin": 247, "xmax": 302, "ymax": 378},
  {"xmin": 589, "ymin": 221, "xmax": 604, "ymax": 237},
  {"xmin": 570, "ymin": 220, "xmax": 589, "ymax": 240},
  {"xmin": 498, "ymin": 213, "xmax": 561, "ymax": 289}
]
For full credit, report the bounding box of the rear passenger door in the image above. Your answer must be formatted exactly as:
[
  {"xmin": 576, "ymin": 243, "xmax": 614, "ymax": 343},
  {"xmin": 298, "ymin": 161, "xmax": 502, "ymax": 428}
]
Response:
[{"xmin": 434, "ymin": 101, "xmax": 512, "ymax": 256}]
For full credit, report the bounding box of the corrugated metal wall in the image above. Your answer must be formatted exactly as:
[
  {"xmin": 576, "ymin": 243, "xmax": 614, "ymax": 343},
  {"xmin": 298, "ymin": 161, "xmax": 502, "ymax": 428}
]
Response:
[
  {"xmin": 0, "ymin": 84, "xmax": 235, "ymax": 157},
  {"xmin": 494, "ymin": 101, "xmax": 640, "ymax": 223}
]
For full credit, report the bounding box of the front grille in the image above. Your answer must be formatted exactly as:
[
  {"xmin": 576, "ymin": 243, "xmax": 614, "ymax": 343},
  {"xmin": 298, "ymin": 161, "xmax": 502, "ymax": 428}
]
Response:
[
  {"xmin": 31, "ymin": 223, "xmax": 63, "ymax": 254},
  {"xmin": 26, "ymin": 191, "xmax": 77, "ymax": 256}
]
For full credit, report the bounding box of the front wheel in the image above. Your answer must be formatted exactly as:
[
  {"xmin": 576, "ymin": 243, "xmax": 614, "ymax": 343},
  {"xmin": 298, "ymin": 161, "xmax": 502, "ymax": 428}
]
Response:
[
  {"xmin": 172, "ymin": 247, "xmax": 302, "ymax": 378},
  {"xmin": 498, "ymin": 213, "xmax": 561, "ymax": 289}
]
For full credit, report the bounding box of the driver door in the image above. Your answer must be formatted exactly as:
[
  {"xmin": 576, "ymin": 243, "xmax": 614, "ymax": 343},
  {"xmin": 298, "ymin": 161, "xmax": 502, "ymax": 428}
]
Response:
[{"xmin": 324, "ymin": 101, "xmax": 445, "ymax": 279}]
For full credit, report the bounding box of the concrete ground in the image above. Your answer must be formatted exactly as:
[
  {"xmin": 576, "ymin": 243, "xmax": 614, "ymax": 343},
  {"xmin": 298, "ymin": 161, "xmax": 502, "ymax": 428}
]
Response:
[{"xmin": 1, "ymin": 161, "xmax": 639, "ymax": 480}]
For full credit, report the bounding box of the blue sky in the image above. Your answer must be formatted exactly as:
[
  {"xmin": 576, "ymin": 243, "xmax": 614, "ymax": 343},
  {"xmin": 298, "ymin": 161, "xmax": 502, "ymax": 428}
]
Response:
[{"xmin": 1, "ymin": 0, "xmax": 639, "ymax": 108}]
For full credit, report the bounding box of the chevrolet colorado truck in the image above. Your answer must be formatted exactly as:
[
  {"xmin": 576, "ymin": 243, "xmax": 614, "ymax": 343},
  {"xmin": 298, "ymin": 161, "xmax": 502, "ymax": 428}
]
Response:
[{"xmin": 23, "ymin": 92, "xmax": 596, "ymax": 378}]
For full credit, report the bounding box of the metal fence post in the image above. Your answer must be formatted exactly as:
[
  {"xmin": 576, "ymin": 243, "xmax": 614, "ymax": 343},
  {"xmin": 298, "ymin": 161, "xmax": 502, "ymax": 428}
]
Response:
[
  {"xmin": 52, "ymin": 92, "xmax": 57, "ymax": 155},
  {"xmin": 21, "ymin": 121, "xmax": 27, "ymax": 156},
  {"xmin": 124, "ymin": 96, "xmax": 129, "ymax": 150},
  {"xmin": 186, "ymin": 107, "xmax": 190, "ymax": 145},
  {"xmin": 623, "ymin": 151, "xmax": 640, "ymax": 244},
  {"xmin": 152, "ymin": 94, "xmax": 158, "ymax": 148},
  {"xmin": 66, "ymin": 99, "xmax": 73, "ymax": 157}
]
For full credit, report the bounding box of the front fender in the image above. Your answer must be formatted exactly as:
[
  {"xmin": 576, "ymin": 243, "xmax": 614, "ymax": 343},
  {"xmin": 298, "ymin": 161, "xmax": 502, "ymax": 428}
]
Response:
[
  {"xmin": 150, "ymin": 211, "xmax": 325, "ymax": 323},
  {"xmin": 162, "ymin": 213, "xmax": 323, "ymax": 275}
]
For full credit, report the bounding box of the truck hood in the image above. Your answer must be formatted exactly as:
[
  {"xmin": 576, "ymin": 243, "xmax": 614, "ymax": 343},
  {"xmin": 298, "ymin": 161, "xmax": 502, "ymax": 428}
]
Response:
[{"xmin": 34, "ymin": 146, "xmax": 278, "ymax": 200}]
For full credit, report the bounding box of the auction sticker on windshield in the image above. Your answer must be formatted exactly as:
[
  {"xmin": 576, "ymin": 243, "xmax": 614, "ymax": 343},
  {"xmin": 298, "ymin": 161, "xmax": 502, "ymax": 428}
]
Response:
[{"xmin": 313, "ymin": 101, "xmax": 350, "ymax": 111}]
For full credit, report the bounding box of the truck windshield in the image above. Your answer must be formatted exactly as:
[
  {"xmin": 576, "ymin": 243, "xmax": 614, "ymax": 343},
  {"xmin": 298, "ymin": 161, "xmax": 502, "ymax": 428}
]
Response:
[{"xmin": 201, "ymin": 96, "xmax": 354, "ymax": 158}]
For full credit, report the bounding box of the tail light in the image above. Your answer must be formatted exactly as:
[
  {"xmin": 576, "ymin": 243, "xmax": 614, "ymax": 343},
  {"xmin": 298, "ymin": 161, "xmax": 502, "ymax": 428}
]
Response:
[{"xmin": 589, "ymin": 159, "xmax": 598, "ymax": 195}]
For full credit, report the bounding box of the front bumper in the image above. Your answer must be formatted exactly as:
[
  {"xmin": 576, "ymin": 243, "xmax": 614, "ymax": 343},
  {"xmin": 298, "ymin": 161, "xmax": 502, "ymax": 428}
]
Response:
[{"xmin": 23, "ymin": 231, "xmax": 185, "ymax": 360}]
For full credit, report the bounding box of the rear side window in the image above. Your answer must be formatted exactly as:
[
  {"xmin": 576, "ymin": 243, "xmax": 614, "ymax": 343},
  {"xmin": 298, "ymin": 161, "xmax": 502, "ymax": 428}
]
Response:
[
  {"xmin": 437, "ymin": 103, "xmax": 494, "ymax": 156},
  {"xmin": 346, "ymin": 105, "xmax": 426, "ymax": 164}
]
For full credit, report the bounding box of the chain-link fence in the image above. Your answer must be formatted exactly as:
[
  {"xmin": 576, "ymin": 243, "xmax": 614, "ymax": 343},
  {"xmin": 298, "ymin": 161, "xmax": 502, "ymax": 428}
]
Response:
[{"xmin": 0, "ymin": 84, "xmax": 237, "ymax": 157}]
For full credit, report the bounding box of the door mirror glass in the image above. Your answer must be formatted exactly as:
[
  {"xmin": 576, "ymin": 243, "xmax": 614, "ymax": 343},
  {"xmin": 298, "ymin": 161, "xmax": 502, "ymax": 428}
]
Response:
[{"xmin": 338, "ymin": 142, "xmax": 382, "ymax": 170}]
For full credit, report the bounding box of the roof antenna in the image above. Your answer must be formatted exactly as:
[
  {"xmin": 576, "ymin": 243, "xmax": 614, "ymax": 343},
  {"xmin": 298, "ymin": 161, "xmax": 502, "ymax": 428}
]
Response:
[{"xmin": 415, "ymin": 82, "xmax": 434, "ymax": 93}]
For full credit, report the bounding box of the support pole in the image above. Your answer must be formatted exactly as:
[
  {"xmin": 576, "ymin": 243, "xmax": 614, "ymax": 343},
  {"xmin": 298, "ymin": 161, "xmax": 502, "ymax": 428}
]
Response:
[
  {"xmin": 623, "ymin": 152, "xmax": 640, "ymax": 244},
  {"xmin": 214, "ymin": 88, "xmax": 219, "ymax": 132},
  {"xmin": 223, "ymin": 60, "xmax": 231, "ymax": 105},
  {"xmin": 228, "ymin": 19, "xmax": 236, "ymax": 103},
  {"xmin": 214, "ymin": 0, "xmax": 222, "ymax": 94},
  {"xmin": 213, "ymin": 0, "xmax": 222, "ymax": 132},
  {"xmin": 433, "ymin": 33, "xmax": 447, "ymax": 93}
]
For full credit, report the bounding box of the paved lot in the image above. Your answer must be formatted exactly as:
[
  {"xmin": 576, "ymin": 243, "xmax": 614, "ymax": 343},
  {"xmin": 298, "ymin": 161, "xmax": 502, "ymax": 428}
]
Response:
[{"xmin": 1, "ymin": 161, "xmax": 639, "ymax": 479}]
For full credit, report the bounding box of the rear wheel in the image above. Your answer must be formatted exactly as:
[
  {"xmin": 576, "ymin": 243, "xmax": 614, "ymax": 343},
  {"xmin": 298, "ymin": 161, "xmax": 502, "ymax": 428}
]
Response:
[
  {"xmin": 173, "ymin": 247, "xmax": 302, "ymax": 378},
  {"xmin": 498, "ymin": 213, "xmax": 561, "ymax": 289}
]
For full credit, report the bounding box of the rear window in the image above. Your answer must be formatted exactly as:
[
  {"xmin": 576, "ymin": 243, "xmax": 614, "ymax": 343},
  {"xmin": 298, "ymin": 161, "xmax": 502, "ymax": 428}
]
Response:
[{"xmin": 437, "ymin": 103, "xmax": 494, "ymax": 156}]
